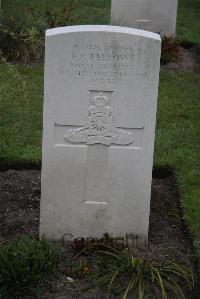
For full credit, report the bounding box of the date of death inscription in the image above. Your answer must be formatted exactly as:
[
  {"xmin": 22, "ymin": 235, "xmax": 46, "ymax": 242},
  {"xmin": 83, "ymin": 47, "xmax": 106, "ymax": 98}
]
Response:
[{"xmin": 64, "ymin": 42, "xmax": 149, "ymax": 84}]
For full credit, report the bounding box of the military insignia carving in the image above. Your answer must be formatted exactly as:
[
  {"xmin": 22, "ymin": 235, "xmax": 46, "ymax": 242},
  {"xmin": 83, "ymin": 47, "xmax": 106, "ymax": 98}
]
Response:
[{"xmin": 65, "ymin": 92, "xmax": 134, "ymax": 146}]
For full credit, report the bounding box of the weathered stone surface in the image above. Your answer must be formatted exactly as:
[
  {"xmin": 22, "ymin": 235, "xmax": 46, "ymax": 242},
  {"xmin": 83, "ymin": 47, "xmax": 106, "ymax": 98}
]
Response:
[
  {"xmin": 40, "ymin": 25, "xmax": 161, "ymax": 245},
  {"xmin": 111, "ymin": 0, "xmax": 178, "ymax": 36}
]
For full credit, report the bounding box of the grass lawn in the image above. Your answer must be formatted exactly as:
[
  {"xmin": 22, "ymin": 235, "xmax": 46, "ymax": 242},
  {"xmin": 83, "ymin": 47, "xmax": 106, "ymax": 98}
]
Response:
[
  {"xmin": 0, "ymin": 0, "xmax": 200, "ymax": 252},
  {"xmin": 0, "ymin": 64, "xmax": 43, "ymax": 163},
  {"xmin": 2, "ymin": 0, "xmax": 111, "ymax": 27},
  {"xmin": 156, "ymin": 72, "xmax": 200, "ymax": 240},
  {"xmin": 177, "ymin": 0, "xmax": 200, "ymax": 44}
]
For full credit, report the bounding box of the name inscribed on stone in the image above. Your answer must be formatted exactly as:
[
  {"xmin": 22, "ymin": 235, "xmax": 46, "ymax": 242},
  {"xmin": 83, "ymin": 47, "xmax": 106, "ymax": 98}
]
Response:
[{"xmin": 66, "ymin": 42, "xmax": 148, "ymax": 83}]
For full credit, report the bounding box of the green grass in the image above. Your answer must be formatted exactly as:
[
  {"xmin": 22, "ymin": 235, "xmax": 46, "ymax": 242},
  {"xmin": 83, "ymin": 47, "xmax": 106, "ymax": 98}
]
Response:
[
  {"xmin": 2, "ymin": 0, "xmax": 110, "ymax": 13},
  {"xmin": 177, "ymin": 0, "xmax": 200, "ymax": 44},
  {"xmin": 2, "ymin": 0, "xmax": 200, "ymax": 43},
  {"xmin": 0, "ymin": 64, "xmax": 43, "ymax": 164},
  {"xmin": 155, "ymin": 72, "xmax": 200, "ymax": 238},
  {"xmin": 2, "ymin": 0, "xmax": 111, "ymax": 26}
]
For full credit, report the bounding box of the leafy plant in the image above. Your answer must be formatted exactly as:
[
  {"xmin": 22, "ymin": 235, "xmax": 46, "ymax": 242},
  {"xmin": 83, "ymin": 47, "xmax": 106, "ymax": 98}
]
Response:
[
  {"xmin": 161, "ymin": 36, "xmax": 179, "ymax": 64},
  {"xmin": 77, "ymin": 244, "xmax": 194, "ymax": 299},
  {"xmin": 0, "ymin": 1, "xmax": 74, "ymax": 63},
  {"xmin": 0, "ymin": 55, "xmax": 28, "ymax": 91},
  {"xmin": 0, "ymin": 236, "xmax": 58, "ymax": 298},
  {"xmin": 193, "ymin": 239, "xmax": 200, "ymax": 261},
  {"xmin": 43, "ymin": 0, "xmax": 74, "ymax": 28},
  {"xmin": 0, "ymin": 12, "xmax": 44, "ymax": 63}
]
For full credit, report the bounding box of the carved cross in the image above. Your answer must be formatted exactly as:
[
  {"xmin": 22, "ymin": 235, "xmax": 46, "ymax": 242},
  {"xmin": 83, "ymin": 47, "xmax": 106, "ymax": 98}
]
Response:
[{"xmin": 56, "ymin": 91, "xmax": 143, "ymax": 205}]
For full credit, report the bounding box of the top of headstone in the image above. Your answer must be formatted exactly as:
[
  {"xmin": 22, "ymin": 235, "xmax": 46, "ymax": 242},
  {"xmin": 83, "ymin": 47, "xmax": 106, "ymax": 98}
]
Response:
[{"xmin": 46, "ymin": 25, "xmax": 161, "ymax": 41}]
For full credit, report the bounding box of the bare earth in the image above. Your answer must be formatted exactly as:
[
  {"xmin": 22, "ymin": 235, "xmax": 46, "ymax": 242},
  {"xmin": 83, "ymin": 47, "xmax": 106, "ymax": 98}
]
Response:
[{"xmin": 0, "ymin": 168, "xmax": 199, "ymax": 298}]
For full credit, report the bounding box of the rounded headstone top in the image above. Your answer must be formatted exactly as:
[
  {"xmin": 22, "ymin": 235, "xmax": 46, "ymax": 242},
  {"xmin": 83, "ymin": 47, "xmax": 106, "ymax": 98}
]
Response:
[{"xmin": 46, "ymin": 25, "xmax": 161, "ymax": 41}]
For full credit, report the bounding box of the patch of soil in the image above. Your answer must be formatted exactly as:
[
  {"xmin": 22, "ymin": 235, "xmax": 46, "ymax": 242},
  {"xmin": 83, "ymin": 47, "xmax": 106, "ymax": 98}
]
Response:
[
  {"xmin": 161, "ymin": 45, "xmax": 200, "ymax": 72},
  {"xmin": 0, "ymin": 169, "xmax": 199, "ymax": 298},
  {"xmin": 0, "ymin": 170, "xmax": 40, "ymax": 240}
]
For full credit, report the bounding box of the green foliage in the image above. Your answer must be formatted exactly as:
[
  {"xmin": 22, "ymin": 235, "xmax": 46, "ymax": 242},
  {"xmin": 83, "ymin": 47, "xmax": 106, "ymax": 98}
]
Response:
[
  {"xmin": 80, "ymin": 244, "xmax": 194, "ymax": 299},
  {"xmin": 42, "ymin": 0, "xmax": 74, "ymax": 28},
  {"xmin": 0, "ymin": 0, "xmax": 111, "ymax": 63},
  {"xmin": 161, "ymin": 37, "xmax": 179, "ymax": 64},
  {"xmin": 2, "ymin": 0, "xmax": 111, "ymax": 29},
  {"xmin": 193, "ymin": 239, "xmax": 200, "ymax": 260},
  {"xmin": 0, "ymin": 236, "xmax": 58, "ymax": 298},
  {"xmin": 0, "ymin": 11, "xmax": 44, "ymax": 63},
  {"xmin": 0, "ymin": 1, "xmax": 75, "ymax": 63}
]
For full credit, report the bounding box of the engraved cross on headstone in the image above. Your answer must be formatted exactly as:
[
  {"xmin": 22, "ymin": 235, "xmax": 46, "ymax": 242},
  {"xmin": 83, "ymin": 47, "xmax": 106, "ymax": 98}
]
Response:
[
  {"xmin": 55, "ymin": 90, "xmax": 144, "ymax": 205},
  {"xmin": 62, "ymin": 91, "xmax": 138, "ymax": 206},
  {"xmin": 54, "ymin": 90, "xmax": 144, "ymax": 206}
]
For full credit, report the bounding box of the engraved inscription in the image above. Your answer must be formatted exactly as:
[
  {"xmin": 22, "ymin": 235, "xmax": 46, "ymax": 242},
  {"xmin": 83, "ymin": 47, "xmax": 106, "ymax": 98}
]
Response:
[
  {"xmin": 65, "ymin": 92, "xmax": 134, "ymax": 146},
  {"xmin": 65, "ymin": 41, "xmax": 149, "ymax": 83}
]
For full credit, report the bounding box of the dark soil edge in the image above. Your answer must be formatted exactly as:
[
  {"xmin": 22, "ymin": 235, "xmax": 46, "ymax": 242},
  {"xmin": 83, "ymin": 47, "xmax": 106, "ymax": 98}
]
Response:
[
  {"xmin": 0, "ymin": 162, "xmax": 174, "ymax": 178},
  {"xmin": 0, "ymin": 161, "xmax": 41, "ymax": 172},
  {"xmin": 168, "ymin": 172, "xmax": 200, "ymax": 297}
]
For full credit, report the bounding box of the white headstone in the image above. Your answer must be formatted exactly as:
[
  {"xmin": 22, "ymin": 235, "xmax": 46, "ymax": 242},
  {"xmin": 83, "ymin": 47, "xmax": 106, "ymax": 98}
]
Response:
[
  {"xmin": 40, "ymin": 25, "xmax": 161, "ymax": 246},
  {"xmin": 111, "ymin": 0, "xmax": 178, "ymax": 36}
]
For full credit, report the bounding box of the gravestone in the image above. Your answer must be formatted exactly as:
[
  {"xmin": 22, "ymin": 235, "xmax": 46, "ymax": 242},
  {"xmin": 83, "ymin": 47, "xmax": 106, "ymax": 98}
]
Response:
[
  {"xmin": 40, "ymin": 25, "xmax": 161, "ymax": 246},
  {"xmin": 111, "ymin": 0, "xmax": 178, "ymax": 36}
]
